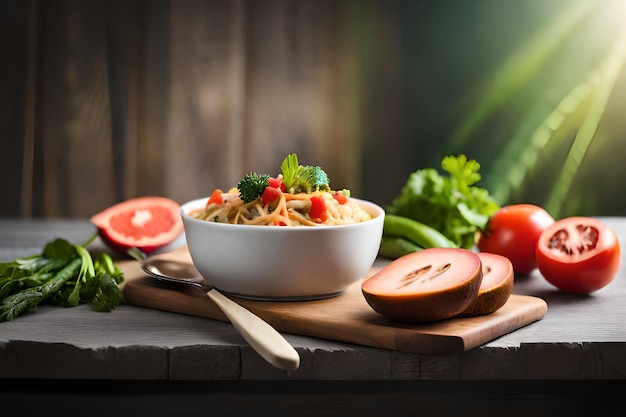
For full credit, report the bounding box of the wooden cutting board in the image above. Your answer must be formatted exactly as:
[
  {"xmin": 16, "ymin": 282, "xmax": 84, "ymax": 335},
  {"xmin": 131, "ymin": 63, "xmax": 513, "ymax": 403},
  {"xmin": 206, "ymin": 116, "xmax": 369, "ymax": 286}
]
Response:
[{"xmin": 118, "ymin": 247, "xmax": 548, "ymax": 355}]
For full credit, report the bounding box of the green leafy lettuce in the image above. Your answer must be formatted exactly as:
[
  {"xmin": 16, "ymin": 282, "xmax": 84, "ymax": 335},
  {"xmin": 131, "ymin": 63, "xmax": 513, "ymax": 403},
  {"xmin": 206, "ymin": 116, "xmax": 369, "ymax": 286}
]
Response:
[{"xmin": 386, "ymin": 155, "xmax": 499, "ymax": 249}]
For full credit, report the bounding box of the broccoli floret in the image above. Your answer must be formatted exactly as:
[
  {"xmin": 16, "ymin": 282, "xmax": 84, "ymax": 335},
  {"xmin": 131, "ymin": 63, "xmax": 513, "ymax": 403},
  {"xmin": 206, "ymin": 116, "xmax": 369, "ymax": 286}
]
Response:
[
  {"xmin": 237, "ymin": 173, "xmax": 270, "ymax": 203},
  {"xmin": 280, "ymin": 153, "xmax": 331, "ymax": 194},
  {"xmin": 291, "ymin": 165, "xmax": 330, "ymax": 194}
]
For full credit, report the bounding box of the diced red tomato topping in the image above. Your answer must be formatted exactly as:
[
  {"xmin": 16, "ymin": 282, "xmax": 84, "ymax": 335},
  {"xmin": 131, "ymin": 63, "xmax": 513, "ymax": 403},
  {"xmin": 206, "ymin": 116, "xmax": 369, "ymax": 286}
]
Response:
[
  {"xmin": 333, "ymin": 192, "xmax": 348, "ymax": 205},
  {"xmin": 309, "ymin": 196, "xmax": 328, "ymax": 222},
  {"xmin": 268, "ymin": 177, "xmax": 286, "ymax": 192},
  {"xmin": 207, "ymin": 189, "xmax": 223, "ymax": 205},
  {"xmin": 261, "ymin": 186, "xmax": 282, "ymax": 206}
]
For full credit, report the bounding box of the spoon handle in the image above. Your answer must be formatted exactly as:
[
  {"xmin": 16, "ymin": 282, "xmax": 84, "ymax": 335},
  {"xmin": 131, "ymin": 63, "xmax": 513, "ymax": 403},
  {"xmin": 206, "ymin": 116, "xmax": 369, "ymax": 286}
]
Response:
[{"xmin": 206, "ymin": 288, "xmax": 300, "ymax": 371}]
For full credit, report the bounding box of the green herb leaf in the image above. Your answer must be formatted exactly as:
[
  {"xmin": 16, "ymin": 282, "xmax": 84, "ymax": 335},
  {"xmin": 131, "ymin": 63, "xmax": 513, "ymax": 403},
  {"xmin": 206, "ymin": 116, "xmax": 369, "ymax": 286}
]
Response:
[
  {"xmin": 42, "ymin": 238, "xmax": 78, "ymax": 260},
  {"xmin": 280, "ymin": 153, "xmax": 299, "ymax": 190}
]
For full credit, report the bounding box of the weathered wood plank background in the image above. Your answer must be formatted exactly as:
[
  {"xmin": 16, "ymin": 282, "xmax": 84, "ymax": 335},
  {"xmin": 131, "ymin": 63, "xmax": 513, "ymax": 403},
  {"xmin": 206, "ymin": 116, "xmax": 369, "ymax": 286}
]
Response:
[
  {"xmin": 1, "ymin": 0, "xmax": 375, "ymax": 218},
  {"xmin": 2, "ymin": 0, "xmax": 625, "ymax": 219}
]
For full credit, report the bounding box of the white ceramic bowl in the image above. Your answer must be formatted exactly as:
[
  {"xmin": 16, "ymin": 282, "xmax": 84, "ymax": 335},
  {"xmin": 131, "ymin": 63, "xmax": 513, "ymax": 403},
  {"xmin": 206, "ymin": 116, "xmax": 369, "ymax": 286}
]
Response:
[{"xmin": 181, "ymin": 197, "xmax": 385, "ymax": 300}]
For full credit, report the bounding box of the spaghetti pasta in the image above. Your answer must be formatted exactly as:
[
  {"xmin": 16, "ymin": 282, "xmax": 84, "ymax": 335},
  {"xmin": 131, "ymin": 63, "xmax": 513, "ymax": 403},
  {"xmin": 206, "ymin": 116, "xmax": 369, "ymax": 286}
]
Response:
[
  {"xmin": 191, "ymin": 154, "xmax": 374, "ymax": 226},
  {"xmin": 190, "ymin": 189, "xmax": 372, "ymax": 226}
]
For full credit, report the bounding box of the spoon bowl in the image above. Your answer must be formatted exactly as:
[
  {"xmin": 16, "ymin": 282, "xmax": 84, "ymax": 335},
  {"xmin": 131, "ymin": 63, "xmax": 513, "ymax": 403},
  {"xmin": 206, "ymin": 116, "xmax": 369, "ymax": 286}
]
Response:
[
  {"xmin": 142, "ymin": 259, "xmax": 207, "ymax": 288},
  {"xmin": 140, "ymin": 258, "xmax": 300, "ymax": 371}
]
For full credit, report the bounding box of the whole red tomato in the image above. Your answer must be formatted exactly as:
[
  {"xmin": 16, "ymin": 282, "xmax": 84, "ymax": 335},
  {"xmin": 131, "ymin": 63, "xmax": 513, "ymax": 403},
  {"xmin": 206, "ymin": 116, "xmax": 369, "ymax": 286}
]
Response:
[
  {"xmin": 477, "ymin": 204, "xmax": 555, "ymax": 274},
  {"xmin": 536, "ymin": 217, "xmax": 621, "ymax": 293}
]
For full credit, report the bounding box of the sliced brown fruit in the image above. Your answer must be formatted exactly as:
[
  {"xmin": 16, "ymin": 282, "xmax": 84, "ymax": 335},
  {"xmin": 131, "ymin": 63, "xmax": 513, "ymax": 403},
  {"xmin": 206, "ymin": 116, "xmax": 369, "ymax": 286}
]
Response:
[
  {"xmin": 459, "ymin": 252, "xmax": 514, "ymax": 317},
  {"xmin": 361, "ymin": 248, "xmax": 482, "ymax": 322}
]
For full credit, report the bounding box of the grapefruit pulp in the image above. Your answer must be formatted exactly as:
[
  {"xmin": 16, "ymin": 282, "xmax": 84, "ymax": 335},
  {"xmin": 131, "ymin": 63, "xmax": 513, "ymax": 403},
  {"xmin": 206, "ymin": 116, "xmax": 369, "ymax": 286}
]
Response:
[{"xmin": 91, "ymin": 196, "xmax": 184, "ymax": 255}]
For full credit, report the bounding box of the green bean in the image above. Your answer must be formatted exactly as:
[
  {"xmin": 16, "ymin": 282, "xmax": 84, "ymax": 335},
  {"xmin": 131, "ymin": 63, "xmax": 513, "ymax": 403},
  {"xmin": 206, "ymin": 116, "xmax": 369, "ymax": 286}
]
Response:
[
  {"xmin": 379, "ymin": 235, "xmax": 423, "ymax": 259},
  {"xmin": 383, "ymin": 214, "xmax": 456, "ymax": 249}
]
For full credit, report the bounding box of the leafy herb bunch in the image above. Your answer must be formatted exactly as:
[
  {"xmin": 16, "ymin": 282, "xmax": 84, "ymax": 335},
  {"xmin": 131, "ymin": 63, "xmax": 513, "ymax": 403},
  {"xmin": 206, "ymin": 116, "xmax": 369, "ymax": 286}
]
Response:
[{"xmin": 0, "ymin": 235, "xmax": 124, "ymax": 322}]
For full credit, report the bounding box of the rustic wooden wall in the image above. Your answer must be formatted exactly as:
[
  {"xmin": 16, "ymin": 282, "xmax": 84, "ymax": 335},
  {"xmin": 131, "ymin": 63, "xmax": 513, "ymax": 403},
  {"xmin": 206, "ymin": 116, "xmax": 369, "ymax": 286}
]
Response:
[
  {"xmin": 3, "ymin": 0, "xmax": 625, "ymax": 219},
  {"xmin": 0, "ymin": 0, "xmax": 367, "ymax": 218}
]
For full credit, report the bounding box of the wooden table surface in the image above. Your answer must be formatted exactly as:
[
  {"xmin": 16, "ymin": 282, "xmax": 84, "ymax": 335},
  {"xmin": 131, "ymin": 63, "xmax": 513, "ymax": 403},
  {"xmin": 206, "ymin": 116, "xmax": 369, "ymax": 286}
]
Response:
[{"xmin": 1, "ymin": 218, "xmax": 625, "ymax": 416}]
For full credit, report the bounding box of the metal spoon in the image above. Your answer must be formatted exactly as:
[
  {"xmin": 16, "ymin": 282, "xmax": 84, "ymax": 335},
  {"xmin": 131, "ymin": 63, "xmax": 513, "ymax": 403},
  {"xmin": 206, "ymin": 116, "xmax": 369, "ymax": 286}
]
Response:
[{"xmin": 140, "ymin": 258, "xmax": 300, "ymax": 371}]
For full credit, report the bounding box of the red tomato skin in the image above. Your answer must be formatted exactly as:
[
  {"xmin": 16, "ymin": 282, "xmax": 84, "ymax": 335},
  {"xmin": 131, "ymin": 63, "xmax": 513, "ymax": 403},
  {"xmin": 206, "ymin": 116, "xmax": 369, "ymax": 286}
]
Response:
[
  {"xmin": 477, "ymin": 204, "xmax": 555, "ymax": 275},
  {"xmin": 261, "ymin": 186, "xmax": 282, "ymax": 206},
  {"xmin": 333, "ymin": 192, "xmax": 348, "ymax": 205},
  {"xmin": 268, "ymin": 177, "xmax": 286, "ymax": 192},
  {"xmin": 536, "ymin": 217, "xmax": 621, "ymax": 294},
  {"xmin": 309, "ymin": 196, "xmax": 328, "ymax": 222},
  {"xmin": 207, "ymin": 189, "xmax": 223, "ymax": 205}
]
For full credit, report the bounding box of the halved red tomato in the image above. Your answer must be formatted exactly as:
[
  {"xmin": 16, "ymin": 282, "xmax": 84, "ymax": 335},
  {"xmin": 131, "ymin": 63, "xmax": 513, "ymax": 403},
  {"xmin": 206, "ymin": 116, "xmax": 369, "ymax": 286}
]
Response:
[
  {"xmin": 361, "ymin": 248, "xmax": 482, "ymax": 322},
  {"xmin": 91, "ymin": 196, "xmax": 184, "ymax": 255},
  {"xmin": 536, "ymin": 217, "xmax": 621, "ymax": 294}
]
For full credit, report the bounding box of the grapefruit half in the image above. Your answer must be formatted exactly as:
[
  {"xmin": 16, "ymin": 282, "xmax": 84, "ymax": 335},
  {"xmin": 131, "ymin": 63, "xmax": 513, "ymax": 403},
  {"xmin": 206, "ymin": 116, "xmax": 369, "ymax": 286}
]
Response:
[{"xmin": 91, "ymin": 196, "xmax": 184, "ymax": 255}]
